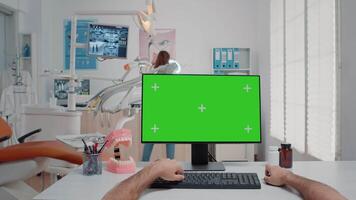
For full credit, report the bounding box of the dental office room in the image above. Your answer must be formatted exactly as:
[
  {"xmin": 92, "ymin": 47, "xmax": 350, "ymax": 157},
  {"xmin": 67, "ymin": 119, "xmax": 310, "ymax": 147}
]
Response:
[{"xmin": 0, "ymin": 0, "xmax": 355, "ymax": 199}]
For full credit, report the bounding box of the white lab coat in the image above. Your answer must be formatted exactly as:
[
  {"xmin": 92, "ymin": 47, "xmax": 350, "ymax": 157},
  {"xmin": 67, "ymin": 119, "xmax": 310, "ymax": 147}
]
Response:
[
  {"xmin": 0, "ymin": 70, "xmax": 36, "ymax": 116},
  {"xmin": 0, "ymin": 70, "xmax": 37, "ymax": 146}
]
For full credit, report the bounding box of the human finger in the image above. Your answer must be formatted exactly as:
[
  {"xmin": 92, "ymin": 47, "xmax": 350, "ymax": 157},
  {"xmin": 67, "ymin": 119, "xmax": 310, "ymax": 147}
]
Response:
[
  {"xmin": 264, "ymin": 176, "xmax": 271, "ymax": 184},
  {"xmin": 176, "ymin": 168, "xmax": 184, "ymax": 175},
  {"xmin": 173, "ymin": 174, "xmax": 185, "ymax": 181},
  {"xmin": 265, "ymin": 164, "xmax": 272, "ymax": 176}
]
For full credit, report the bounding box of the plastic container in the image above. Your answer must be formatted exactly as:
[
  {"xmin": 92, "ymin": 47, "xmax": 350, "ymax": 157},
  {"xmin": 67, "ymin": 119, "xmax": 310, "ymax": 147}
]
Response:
[
  {"xmin": 279, "ymin": 143, "xmax": 293, "ymax": 168},
  {"xmin": 267, "ymin": 146, "xmax": 280, "ymax": 166},
  {"xmin": 83, "ymin": 152, "xmax": 102, "ymax": 176}
]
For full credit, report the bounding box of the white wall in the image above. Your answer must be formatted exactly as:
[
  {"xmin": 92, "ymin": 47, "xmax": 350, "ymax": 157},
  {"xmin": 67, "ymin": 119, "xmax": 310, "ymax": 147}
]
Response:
[
  {"xmin": 0, "ymin": 13, "xmax": 5, "ymax": 70},
  {"xmin": 18, "ymin": 0, "xmax": 41, "ymax": 34},
  {"xmin": 340, "ymin": 0, "xmax": 356, "ymax": 161},
  {"xmin": 255, "ymin": 0, "xmax": 270, "ymax": 161},
  {"xmin": 38, "ymin": 0, "xmax": 264, "ymax": 104}
]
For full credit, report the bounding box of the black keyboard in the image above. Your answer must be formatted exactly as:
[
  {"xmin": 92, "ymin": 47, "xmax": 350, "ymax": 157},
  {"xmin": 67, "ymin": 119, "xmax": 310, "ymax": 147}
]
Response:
[{"xmin": 150, "ymin": 172, "xmax": 261, "ymax": 189}]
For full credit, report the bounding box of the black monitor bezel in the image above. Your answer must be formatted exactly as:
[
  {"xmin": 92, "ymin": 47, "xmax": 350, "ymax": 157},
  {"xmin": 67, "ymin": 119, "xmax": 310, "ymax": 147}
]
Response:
[{"xmin": 141, "ymin": 74, "xmax": 262, "ymax": 144}]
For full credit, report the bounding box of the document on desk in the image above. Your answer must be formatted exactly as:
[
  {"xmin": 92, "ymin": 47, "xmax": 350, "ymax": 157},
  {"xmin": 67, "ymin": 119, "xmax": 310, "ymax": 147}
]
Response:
[{"xmin": 57, "ymin": 133, "xmax": 106, "ymax": 150}]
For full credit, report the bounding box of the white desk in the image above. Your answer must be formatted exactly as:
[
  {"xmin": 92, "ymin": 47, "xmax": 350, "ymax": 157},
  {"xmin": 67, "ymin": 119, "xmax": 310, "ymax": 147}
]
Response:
[{"xmin": 34, "ymin": 161, "xmax": 356, "ymax": 200}]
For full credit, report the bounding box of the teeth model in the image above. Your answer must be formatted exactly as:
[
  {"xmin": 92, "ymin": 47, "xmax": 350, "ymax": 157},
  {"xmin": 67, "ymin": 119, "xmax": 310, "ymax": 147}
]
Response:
[
  {"xmin": 107, "ymin": 156, "xmax": 136, "ymax": 174},
  {"xmin": 105, "ymin": 129, "xmax": 133, "ymax": 148},
  {"xmin": 104, "ymin": 128, "xmax": 136, "ymax": 174}
]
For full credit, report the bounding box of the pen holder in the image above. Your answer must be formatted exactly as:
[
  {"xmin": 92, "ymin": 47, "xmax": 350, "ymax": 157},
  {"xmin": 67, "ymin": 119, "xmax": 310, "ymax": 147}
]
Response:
[{"xmin": 83, "ymin": 152, "xmax": 102, "ymax": 176}]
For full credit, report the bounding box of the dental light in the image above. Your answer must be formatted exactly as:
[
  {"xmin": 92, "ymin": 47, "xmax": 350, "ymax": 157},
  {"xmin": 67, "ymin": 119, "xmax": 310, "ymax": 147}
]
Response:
[
  {"xmin": 136, "ymin": 0, "xmax": 156, "ymax": 35},
  {"xmin": 75, "ymin": 0, "xmax": 156, "ymax": 36},
  {"xmin": 137, "ymin": 11, "xmax": 154, "ymax": 35},
  {"xmin": 146, "ymin": 0, "xmax": 156, "ymax": 16}
]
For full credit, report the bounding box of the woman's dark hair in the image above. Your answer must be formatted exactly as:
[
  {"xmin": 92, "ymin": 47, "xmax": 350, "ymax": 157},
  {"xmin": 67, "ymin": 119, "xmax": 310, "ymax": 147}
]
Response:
[{"xmin": 154, "ymin": 51, "xmax": 170, "ymax": 68}]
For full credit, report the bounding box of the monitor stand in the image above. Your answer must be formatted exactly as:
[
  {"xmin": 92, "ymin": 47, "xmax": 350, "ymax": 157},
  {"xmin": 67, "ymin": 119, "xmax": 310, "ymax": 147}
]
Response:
[{"xmin": 183, "ymin": 144, "xmax": 225, "ymax": 171}]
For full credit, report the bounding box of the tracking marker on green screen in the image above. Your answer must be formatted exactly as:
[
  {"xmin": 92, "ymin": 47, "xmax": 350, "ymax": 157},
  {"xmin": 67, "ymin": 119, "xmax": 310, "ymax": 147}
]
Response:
[{"xmin": 142, "ymin": 74, "xmax": 261, "ymax": 143}]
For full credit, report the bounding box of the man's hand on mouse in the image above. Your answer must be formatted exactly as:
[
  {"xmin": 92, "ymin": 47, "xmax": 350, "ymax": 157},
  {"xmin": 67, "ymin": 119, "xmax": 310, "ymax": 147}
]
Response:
[{"xmin": 264, "ymin": 164, "xmax": 293, "ymax": 186}]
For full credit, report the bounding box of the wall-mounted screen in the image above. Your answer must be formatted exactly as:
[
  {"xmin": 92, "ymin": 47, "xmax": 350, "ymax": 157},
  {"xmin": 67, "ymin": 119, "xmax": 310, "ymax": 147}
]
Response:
[
  {"xmin": 54, "ymin": 79, "xmax": 90, "ymax": 100},
  {"xmin": 88, "ymin": 24, "xmax": 129, "ymax": 58}
]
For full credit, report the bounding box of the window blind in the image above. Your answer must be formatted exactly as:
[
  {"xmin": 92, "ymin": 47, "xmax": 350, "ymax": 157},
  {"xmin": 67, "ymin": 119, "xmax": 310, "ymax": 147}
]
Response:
[
  {"xmin": 270, "ymin": 0, "xmax": 337, "ymax": 160},
  {"xmin": 306, "ymin": 0, "xmax": 337, "ymax": 161},
  {"xmin": 285, "ymin": 0, "xmax": 306, "ymax": 152}
]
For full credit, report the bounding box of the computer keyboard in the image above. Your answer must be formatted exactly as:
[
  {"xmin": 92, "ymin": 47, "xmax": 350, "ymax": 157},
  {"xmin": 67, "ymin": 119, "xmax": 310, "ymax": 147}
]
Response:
[{"xmin": 150, "ymin": 172, "xmax": 261, "ymax": 189}]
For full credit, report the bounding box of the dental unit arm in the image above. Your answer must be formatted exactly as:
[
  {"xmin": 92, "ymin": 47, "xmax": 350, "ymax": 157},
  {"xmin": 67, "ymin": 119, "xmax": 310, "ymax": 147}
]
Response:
[{"xmin": 86, "ymin": 76, "xmax": 142, "ymax": 114}]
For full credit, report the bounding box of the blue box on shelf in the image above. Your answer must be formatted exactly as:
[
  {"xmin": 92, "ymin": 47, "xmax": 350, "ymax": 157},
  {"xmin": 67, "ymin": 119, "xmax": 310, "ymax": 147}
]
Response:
[
  {"xmin": 233, "ymin": 48, "xmax": 240, "ymax": 69},
  {"xmin": 213, "ymin": 48, "xmax": 221, "ymax": 69}
]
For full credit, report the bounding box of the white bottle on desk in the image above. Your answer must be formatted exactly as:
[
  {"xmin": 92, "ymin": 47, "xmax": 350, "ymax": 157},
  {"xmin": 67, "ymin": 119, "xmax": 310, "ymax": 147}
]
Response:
[{"xmin": 267, "ymin": 146, "xmax": 280, "ymax": 166}]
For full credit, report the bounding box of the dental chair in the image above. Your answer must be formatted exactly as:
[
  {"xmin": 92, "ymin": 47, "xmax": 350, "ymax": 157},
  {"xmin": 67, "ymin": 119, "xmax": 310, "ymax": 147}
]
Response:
[{"xmin": 0, "ymin": 118, "xmax": 82, "ymax": 200}]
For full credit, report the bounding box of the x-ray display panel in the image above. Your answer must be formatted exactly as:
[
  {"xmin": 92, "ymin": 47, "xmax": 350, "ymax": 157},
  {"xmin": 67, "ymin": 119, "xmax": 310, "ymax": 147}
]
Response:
[{"xmin": 88, "ymin": 24, "xmax": 128, "ymax": 58}]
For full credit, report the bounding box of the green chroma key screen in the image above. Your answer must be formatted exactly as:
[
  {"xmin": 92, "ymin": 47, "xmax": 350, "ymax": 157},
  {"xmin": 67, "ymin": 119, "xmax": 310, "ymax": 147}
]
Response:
[{"xmin": 141, "ymin": 74, "xmax": 261, "ymax": 143}]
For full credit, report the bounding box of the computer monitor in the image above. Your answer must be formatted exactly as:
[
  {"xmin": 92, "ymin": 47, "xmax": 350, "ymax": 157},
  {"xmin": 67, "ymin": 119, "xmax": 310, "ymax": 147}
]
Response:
[
  {"xmin": 141, "ymin": 74, "xmax": 261, "ymax": 171},
  {"xmin": 88, "ymin": 24, "xmax": 129, "ymax": 58}
]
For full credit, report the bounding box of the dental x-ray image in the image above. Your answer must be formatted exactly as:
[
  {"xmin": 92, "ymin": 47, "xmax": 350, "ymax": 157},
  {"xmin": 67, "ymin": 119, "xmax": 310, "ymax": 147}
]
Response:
[
  {"xmin": 88, "ymin": 24, "xmax": 129, "ymax": 58},
  {"xmin": 54, "ymin": 79, "xmax": 90, "ymax": 100}
]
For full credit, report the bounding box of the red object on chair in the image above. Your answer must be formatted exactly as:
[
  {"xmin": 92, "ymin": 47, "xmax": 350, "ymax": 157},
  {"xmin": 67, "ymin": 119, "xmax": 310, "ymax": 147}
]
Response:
[{"xmin": 0, "ymin": 118, "xmax": 12, "ymax": 143}]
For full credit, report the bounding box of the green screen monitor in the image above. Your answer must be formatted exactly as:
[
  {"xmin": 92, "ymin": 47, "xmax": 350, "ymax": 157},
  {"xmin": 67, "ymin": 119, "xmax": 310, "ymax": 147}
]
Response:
[{"xmin": 141, "ymin": 74, "xmax": 261, "ymax": 170}]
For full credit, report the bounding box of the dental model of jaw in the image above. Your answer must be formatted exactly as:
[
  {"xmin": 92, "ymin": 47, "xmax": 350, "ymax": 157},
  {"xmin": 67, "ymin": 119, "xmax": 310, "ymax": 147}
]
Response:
[{"xmin": 105, "ymin": 128, "xmax": 136, "ymax": 174}]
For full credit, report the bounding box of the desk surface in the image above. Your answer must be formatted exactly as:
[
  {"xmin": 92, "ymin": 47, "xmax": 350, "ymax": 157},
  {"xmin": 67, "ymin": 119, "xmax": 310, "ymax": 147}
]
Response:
[{"xmin": 34, "ymin": 161, "xmax": 356, "ymax": 200}]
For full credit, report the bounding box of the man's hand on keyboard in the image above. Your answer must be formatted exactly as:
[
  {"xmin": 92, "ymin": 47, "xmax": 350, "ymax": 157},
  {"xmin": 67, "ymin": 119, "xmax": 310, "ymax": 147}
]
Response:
[
  {"xmin": 151, "ymin": 159, "xmax": 185, "ymax": 181},
  {"xmin": 102, "ymin": 159, "xmax": 184, "ymax": 200}
]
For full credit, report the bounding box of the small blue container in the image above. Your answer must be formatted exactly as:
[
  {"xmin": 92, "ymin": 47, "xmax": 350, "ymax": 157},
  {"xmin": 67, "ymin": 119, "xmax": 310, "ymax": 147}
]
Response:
[{"xmin": 23, "ymin": 43, "xmax": 31, "ymax": 57}]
